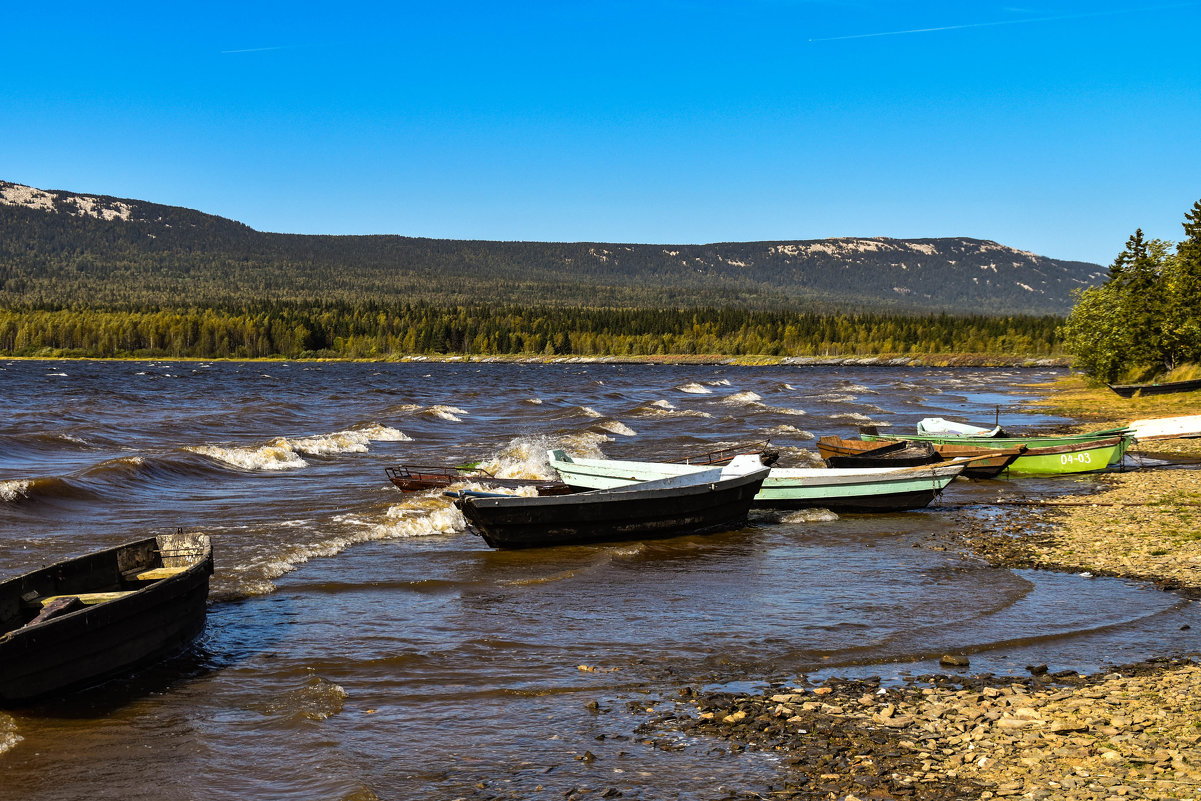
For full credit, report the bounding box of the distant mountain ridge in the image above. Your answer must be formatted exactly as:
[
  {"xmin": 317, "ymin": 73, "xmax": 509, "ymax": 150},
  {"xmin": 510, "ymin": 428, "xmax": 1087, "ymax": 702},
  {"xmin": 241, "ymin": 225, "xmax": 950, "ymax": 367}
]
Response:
[{"xmin": 0, "ymin": 180, "xmax": 1103, "ymax": 314}]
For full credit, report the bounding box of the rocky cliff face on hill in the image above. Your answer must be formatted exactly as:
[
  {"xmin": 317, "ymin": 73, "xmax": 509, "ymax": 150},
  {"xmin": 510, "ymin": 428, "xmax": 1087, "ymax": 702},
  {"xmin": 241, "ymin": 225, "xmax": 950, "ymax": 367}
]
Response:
[{"xmin": 0, "ymin": 180, "xmax": 1103, "ymax": 314}]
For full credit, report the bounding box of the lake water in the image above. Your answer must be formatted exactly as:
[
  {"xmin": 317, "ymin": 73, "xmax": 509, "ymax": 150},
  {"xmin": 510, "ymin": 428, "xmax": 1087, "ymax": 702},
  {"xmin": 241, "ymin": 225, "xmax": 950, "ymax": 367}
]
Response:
[{"xmin": 2, "ymin": 360, "xmax": 1198, "ymax": 800}]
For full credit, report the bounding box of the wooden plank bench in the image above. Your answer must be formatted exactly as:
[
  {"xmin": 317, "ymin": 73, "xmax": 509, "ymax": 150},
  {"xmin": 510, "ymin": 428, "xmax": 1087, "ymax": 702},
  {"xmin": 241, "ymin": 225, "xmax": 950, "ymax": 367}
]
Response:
[
  {"xmin": 131, "ymin": 566, "xmax": 188, "ymax": 581},
  {"xmin": 28, "ymin": 591, "xmax": 136, "ymax": 609}
]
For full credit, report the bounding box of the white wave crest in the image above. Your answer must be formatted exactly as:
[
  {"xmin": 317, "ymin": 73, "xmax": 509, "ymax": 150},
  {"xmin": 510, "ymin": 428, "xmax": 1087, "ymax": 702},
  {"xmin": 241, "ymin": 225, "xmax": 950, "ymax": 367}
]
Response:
[
  {"xmin": 634, "ymin": 404, "xmax": 713, "ymax": 419},
  {"xmin": 556, "ymin": 431, "xmax": 613, "ymax": 458},
  {"xmin": 189, "ymin": 425, "xmax": 409, "ymax": 469},
  {"xmin": 767, "ymin": 425, "xmax": 815, "ymax": 440},
  {"xmin": 759, "ymin": 405, "xmax": 806, "ymax": 416},
  {"xmin": 472, "ymin": 435, "xmax": 561, "ymax": 479},
  {"xmin": 678, "ymin": 382, "xmax": 712, "ymax": 394},
  {"xmin": 1, "ymin": 480, "xmax": 31, "ymax": 502},
  {"xmin": 375, "ymin": 504, "xmax": 467, "ymax": 539},
  {"xmin": 288, "ymin": 425, "xmax": 411, "ymax": 456},
  {"xmin": 524, "ymin": 398, "xmax": 544, "ymax": 405},
  {"xmin": 425, "ymin": 405, "xmax": 468, "ymax": 422},
  {"xmin": 596, "ymin": 420, "xmax": 637, "ymax": 437},
  {"xmin": 723, "ymin": 391, "xmax": 763, "ymax": 406},
  {"xmin": 708, "ymin": 379, "xmax": 732, "ymax": 386},
  {"xmin": 579, "ymin": 406, "xmax": 604, "ymax": 418},
  {"xmin": 187, "ymin": 442, "xmax": 308, "ymax": 471},
  {"xmin": 830, "ymin": 412, "xmax": 873, "ymax": 423}
]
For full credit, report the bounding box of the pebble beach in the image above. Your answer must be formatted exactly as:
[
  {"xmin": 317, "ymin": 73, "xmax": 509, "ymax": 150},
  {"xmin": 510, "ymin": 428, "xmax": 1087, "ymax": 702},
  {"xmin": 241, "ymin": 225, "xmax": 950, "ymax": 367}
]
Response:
[{"xmin": 635, "ymin": 385, "xmax": 1201, "ymax": 801}]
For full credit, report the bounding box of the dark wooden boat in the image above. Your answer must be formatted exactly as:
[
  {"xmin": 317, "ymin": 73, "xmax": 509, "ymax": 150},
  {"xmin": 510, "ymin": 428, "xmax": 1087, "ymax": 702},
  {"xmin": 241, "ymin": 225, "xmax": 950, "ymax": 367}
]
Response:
[
  {"xmin": 385, "ymin": 464, "xmax": 573, "ymax": 495},
  {"xmin": 932, "ymin": 442, "xmax": 1026, "ymax": 478},
  {"xmin": 1107, "ymin": 378, "xmax": 1201, "ymax": 398},
  {"xmin": 450, "ymin": 455, "xmax": 770, "ymax": 549},
  {"xmin": 816, "ymin": 436, "xmax": 939, "ymax": 468},
  {"xmin": 0, "ymin": 532, "xmax": 213, "ymax": 706}
]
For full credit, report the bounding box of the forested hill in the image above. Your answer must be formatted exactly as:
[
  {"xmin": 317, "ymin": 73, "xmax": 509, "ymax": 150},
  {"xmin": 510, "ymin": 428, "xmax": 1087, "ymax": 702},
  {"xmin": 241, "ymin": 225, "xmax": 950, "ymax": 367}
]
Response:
[{"xmin": 0, "ymin": 181, "xmax": 1103, "ymax": 315}]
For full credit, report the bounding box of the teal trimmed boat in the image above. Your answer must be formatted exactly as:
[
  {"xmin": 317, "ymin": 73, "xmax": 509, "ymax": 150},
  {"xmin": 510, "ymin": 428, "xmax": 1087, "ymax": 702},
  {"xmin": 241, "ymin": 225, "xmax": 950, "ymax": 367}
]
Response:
[{"xmin": 548, "ymin": 450, "xmax": 968, "ymax": 512}]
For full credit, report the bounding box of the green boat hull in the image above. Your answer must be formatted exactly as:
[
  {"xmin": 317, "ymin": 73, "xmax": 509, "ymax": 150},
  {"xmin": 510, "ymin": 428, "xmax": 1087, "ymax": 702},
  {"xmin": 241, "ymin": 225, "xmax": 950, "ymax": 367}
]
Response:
[
  {"xmin": 1003, "ymin": 437, "xmax": 1129, "ymax": 475},
  {"xmin": 861, "ymin": 427, "xmax": 1130, "ymax": 450}
]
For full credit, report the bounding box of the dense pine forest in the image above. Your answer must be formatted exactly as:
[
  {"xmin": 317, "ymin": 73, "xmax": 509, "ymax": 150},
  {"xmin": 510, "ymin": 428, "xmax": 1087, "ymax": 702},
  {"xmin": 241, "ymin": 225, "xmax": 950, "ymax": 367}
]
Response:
[
  {"xmin": 0, "ymin": 180, "xmax": 1083, "ymax": 360},
  {"xmin": 0, "ymin": 303, "xmax": 1062, "ymax": 360}
]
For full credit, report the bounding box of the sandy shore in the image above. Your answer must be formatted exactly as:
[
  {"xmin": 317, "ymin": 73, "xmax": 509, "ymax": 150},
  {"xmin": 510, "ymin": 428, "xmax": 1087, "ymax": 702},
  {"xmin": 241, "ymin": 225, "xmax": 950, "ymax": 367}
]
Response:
[{"xmin": 636, "ymin": 384, "xmax": 1201, "ymax": 800}]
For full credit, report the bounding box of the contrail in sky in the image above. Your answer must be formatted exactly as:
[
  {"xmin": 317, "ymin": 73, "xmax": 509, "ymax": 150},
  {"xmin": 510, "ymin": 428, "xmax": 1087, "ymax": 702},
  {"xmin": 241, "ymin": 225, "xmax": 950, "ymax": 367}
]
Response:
[
  {"xmin": 220, "ymin": 46, "xmax": 287, "ymax": 54},
  {"xmin": 809, "ymin": 2, "xmax": 1196, "ymax": 42}
]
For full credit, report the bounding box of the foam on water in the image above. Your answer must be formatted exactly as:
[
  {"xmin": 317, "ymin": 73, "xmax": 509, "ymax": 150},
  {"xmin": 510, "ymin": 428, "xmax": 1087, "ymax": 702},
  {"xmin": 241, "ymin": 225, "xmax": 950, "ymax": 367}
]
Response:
[
  {"xmin": 375, "ymin": 504, "xmax": 468, "ymax": 539},
  {"xmin": 632, "ymin": 400, "xmax": 714, "ymax": 419},
  {"xmin": 723, "ymin": 391, "xmax": 763, "ymax": 405},
  {"xmin": 0, "ymin": 715, "xmax": 21, "ymax": 756},
  {"xmin": 524, "ymin": 398, "xmax": 543, "ymax": 405},
  {"xmin": 288, "ymin": 425, "xmax": 411, "ymax": 456},
  {"xmin": 830, "ymin": 412, "xmax": 875, "ymax": 423},
  {"xmin": 187, "ymin": 442, "xmax": 308, "ymax": 471},
  {"xmin": 708, "ymin": 379, "xmax": 732, "ymax": 386},
  {"xmin": 677, "ymin": 382, "xmax": 712, "ymax": 394},
  {"xmin": 765, "ymin": 425, "xmax": 815, "ymax": 440},
  {"xmin": 0, "ymin": 480, "xmax": 31, "ymax": 502},
  {"xmin": 473, "ymin": 435, "xmax": 562, "ymax": 479},
  {"xmin": 249, "ymin": 677, "xmax": 348, "ymax": 722},
  {"xmin": 578, "ymin": 406, "xmax": 604, "ymax": 418},
  {"xmin": 424, "ymin": 405, "xmax": 468, "ymax": 422},
  {"xmin": 188, "ymin": 425, "xmax": 409, "ymax": 470},
  {"xmin": 596, "ymin": 420, "xmax": 637, "ymax": 437},
  {"xmin": 758, "ymin": 404, "xmax": 806, "ymax": 416},
  {"xmin": 780, "ymin": 509, "xmax": 840, "ymax": 523}
]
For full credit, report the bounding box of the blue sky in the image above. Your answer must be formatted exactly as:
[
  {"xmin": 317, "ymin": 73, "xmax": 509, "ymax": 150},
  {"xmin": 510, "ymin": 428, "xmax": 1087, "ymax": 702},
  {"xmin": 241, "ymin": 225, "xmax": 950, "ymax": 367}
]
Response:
[{"xmin": 5, "ymin": 1, "xmax": 1199, "ymax": 265}]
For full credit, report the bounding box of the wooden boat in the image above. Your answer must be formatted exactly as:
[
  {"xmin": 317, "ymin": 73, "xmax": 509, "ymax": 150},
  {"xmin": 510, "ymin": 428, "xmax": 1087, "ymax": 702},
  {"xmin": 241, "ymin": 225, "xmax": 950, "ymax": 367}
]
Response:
[
  {"xmin": 0, "ymin": 532, "xmax": 213, "ymax": 706},
  {"xmin": 1108, "ymin": 378, "xmax": 1201, "ymax": 398},
  {"xmin": 385, "ymin": 464, "xmax": 573, "ymax": 495},
  {"xmin": 1125, "ymin": 414, "xmax": 1201, "ymax": 441},
  {"xmin": 816, "ymin": 436, "xmax": 940, "ymax": 468},
  {"xmin": 450, "ymin": 455, "xmax": 770, "ymax": 549},
  {"xmin": 816, "ymin": 435, "xmax": 1021, "ymax": 478},
  {"xmin": 930, "ymin": 442, "xmax": 1026, "ymax": 478},
  {"xmin": 861, "ymin": 426, "xmax": 1130, "ymax": 474},
  {"xmin": 860, "ymin": 425, "xmax": 1130, "ymax": 452},
  {"xmin": 1005, "ymin": 436, "xmax": 1130, "ymax": 475},
  {"xmin": 548, "ymin": 450, "xmax": 968, "ymax": 512}
]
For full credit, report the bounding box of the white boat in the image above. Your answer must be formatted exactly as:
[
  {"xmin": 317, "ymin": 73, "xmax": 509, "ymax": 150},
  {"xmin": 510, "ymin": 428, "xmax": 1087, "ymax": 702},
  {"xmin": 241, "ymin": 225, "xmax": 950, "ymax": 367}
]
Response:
[
  {"xmin": 548, "ymin": 450, "xmax": 967, "ymax": 512},
  {"xmin": 1126, "ymin": 414, "xmax": 1201, "ymax": 441},
  {"xmin": 916, "ymin": 417, "xmax": 1005, "ymax": 437}
]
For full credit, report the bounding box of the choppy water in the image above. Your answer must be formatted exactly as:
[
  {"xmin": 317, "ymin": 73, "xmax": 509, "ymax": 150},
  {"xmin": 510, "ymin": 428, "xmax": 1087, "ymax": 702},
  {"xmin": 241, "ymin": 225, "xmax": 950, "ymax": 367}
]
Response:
[{"xmin": 1, "ymin": 359, "xmax": 1198, "ymax": 800}]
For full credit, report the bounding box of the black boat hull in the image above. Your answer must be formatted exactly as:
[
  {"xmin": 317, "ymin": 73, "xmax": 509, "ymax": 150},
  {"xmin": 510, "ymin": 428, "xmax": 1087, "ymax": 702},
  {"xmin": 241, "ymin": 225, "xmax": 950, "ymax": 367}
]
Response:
[
  {"xmin": 0, "ymin": 533, "xmax": 213, "ymax": 706},
  {"xmin": 751, "ymin": 487, "xmax": 939, "ymax": 513},
  {"xmin": 457, "ymin": 471, "xmax": 765, "ymax": 549},
  {"xmin": 1108, "ymin": 379, "xmax": 1201, "ymax": 398}
]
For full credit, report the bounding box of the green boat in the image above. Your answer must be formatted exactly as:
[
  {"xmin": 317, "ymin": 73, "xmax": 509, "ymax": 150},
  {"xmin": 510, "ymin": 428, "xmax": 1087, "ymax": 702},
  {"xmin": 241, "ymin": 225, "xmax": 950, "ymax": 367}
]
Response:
[
  {"xmin": 860, "ymin": 427, "xmax": 1130, "ymax": 452},
  {"xmin": 859, "ymin": 422, "xmax": 1132, "ymax": 475},
  {"xmin": 1004, "ymin": 436, "xmax": 1130, "ymax": 475}
]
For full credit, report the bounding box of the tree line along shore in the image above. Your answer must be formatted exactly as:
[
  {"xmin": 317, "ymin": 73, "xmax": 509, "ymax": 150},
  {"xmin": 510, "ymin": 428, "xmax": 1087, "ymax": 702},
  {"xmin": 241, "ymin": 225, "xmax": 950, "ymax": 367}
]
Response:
[{"xmin": 0, "ymin": 304, "xmax": 1062, "ymax": 360}]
